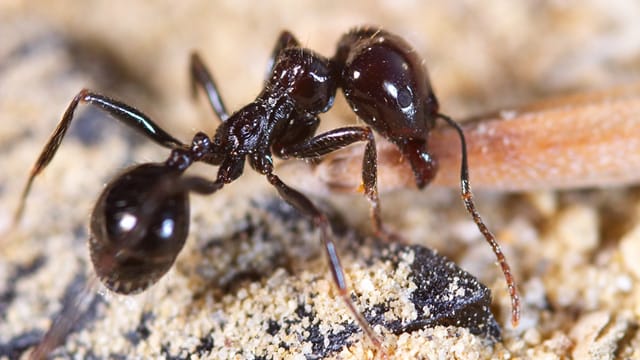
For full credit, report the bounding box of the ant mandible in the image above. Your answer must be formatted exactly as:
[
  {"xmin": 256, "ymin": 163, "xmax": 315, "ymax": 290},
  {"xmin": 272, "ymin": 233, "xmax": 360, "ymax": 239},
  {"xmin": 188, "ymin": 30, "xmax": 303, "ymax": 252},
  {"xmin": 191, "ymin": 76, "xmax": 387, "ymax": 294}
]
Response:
[{"xmin": 15, "ymin": 26, "xmax": 519, "ymax": 353}]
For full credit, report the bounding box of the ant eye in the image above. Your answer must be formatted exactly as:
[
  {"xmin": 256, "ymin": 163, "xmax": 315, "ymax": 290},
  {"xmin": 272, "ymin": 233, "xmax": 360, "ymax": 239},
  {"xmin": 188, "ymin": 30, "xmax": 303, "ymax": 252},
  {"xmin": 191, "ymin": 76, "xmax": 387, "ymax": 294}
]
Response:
[
  {"xmin": 396, "ymin": 86, "xmax": 413, "ymax": 110},
  {"xmin": 89, "ymin": 163, "xmax": 190, "ymax": 294}
]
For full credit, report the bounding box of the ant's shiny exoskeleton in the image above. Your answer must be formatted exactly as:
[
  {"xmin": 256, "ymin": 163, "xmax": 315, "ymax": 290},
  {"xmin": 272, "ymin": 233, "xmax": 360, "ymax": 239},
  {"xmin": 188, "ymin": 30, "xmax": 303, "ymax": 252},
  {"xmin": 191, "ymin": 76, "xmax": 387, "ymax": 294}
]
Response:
[{"xmin": 16, "ymin": 26, "xmax": 519, "ymax": 355}]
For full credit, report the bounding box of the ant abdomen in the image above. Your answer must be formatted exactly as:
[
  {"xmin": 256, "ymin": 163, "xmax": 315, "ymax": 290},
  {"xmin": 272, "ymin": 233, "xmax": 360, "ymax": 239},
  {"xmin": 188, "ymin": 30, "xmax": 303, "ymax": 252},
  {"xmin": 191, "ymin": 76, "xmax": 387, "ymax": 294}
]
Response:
[{"xmin": 89, "ymin": 163, "xmax": 190, "ymax": 294}]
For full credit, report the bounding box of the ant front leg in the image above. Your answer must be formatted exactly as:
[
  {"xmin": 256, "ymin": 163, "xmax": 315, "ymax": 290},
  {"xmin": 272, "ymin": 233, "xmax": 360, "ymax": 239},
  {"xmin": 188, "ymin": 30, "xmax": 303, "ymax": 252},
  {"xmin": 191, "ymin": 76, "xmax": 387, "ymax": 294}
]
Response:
[
  {"xmin": 278, "ymin": 126, "xmax": 397, "ymax": 241},
  {"xmin": 190, "ymin": 30, "xmax": 299, "ymax": 122},
  {"xmin": 271, "ymin": 112, "xmax": 320, "ymax": 158},
  {"xmin": 14, "ymin": 89, "xmax": 185, "ymax": 225},
  {"xmin": 265, "ymin": 172, "xmax": 384, "ymax": 351}
]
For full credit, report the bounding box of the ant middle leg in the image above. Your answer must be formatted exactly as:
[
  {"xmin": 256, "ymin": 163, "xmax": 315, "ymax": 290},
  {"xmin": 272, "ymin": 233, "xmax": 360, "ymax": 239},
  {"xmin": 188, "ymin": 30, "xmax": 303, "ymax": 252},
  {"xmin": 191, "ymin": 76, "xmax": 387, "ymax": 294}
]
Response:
[
  {"xmin": 14, "ymin": 89, "xmax": 186, "ymax": 224},
  {"xmin": 189, "ymin": 53, "xmax": 229, "ymax": 121},
  {"xmin": 190, "ymin": 30, "xmax": 300, "ymax": 123},
  {"xmin": 277, "ymin": 126, "xmax": 400, "ymax": 241},
  {"xmin": 265, "ymin": 172, "xmax": 384, "ymax": 351}
]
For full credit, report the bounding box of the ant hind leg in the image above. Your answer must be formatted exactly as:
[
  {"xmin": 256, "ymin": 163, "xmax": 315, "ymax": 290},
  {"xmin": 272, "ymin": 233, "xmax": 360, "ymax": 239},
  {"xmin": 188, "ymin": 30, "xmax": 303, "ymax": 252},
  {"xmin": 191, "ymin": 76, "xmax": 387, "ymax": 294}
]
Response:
[
  {"xmin": 265, "ymin": 172, "xmax": 385, "ymax": 352},
  {"xmin": 13, "ymin": 89, "xmax": 185, "ymax": 226}
]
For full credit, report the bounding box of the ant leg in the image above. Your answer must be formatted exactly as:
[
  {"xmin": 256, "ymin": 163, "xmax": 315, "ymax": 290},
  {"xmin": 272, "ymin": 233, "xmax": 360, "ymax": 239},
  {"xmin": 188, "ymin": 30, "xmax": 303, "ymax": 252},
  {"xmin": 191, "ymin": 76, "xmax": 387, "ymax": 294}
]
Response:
[
  {"xmin": 13, "ymin": 89, "xmax": 185, "ymax": 225},
  {"xmin": 190, "ymin": 53, "xmax": 229, "ymax": 121},
  {"xmin": 438, "ymin": 114, "xmax": 521, "ymax": 327},
  {"xmin": 29, "ymin": 275, "xmax": 100, "ymax": 360},
  {"xmin": 29, "ymin": 172, "xmax": 223, "ymax": 360},
  {"xmin": 271, "ymin": 113, "xmax": 319, "ymax": 157},
  {"xmin": 278, "ymin": 126, "xmax": 393, "ymax": 240},
  {"xmin": 265, "ymin": 30, "xmax": 300, "ymax": 78},
  {"xmin": 265, "ymin": 172, "xmax": 384, "ymax": 350}
]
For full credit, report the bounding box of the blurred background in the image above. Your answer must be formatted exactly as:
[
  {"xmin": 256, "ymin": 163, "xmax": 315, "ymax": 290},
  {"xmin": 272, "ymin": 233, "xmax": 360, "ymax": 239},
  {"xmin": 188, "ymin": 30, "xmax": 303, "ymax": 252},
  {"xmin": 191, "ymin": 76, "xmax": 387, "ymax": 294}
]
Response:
[{"xmin": 3, "ymin": 0, "xmax": 639, "ymax": 142}]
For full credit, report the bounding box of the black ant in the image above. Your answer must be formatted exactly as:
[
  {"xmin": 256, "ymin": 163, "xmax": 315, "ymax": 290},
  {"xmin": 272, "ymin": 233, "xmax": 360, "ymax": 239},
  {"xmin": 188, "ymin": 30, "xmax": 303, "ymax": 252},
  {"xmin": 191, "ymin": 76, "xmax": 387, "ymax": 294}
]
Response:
[{"xmin": 15, "ymin": 26, "xmax": 519, "ymax": 356}]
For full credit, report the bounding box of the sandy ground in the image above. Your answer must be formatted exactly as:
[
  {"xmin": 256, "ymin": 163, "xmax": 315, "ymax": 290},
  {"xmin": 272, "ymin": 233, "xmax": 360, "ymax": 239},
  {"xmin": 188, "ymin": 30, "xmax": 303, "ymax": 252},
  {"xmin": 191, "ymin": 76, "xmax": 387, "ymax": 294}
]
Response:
[{"xmin": 1, "ymin": 1, "xmax": 640, "ymax": 359}]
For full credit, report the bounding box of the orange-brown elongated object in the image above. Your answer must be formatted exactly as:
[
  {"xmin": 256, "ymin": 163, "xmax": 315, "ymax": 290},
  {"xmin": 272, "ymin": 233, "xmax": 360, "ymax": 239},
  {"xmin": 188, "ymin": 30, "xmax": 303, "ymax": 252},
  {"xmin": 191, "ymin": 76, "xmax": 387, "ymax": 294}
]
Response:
[{"xmin": 283, "ymin": 83, "xmax": 640, "ymax": 194}]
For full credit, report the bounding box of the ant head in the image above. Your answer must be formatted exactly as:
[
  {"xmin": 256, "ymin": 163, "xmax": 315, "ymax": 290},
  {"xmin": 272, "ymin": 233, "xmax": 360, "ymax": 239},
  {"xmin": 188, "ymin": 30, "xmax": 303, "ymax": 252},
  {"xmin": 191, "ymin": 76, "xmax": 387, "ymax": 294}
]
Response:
[
  {"xmin": 338, "ymin": 30, "xmax": 440, "ymax": 140},
  {"xmin": 89, "ymin": 163, "xmax": 190, "ymax": 294},
  {"xmin": 336, "ymin": 28, "xmax": 442, "ymax": 189},
  {"xmin": 268, "ymin": 48, "xmax": 337, "ymax": 115}
]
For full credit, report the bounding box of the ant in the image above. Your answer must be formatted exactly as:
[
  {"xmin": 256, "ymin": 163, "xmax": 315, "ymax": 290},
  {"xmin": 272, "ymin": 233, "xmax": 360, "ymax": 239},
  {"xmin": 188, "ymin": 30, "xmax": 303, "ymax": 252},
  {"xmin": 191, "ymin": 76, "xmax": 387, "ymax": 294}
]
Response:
[{"xmin": 15, "ymin": 26, "xmax": 519, "ymax": 356}]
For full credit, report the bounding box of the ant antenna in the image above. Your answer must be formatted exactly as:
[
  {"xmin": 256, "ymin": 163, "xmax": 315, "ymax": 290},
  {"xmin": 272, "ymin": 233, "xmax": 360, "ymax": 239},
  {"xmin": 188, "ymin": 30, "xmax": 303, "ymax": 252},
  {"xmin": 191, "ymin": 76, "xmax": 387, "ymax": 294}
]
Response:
[{"xmin": 437, "ymin": 113, "xmax": 521, "ymax": 327}]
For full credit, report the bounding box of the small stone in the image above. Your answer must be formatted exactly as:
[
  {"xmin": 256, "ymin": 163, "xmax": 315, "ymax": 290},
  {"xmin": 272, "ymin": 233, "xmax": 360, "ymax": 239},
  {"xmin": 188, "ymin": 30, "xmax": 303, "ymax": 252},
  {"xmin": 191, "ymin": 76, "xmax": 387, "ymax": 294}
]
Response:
[{"xmin": 379, "ymin": 244, "xmax": 501, "ymax": 341}]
